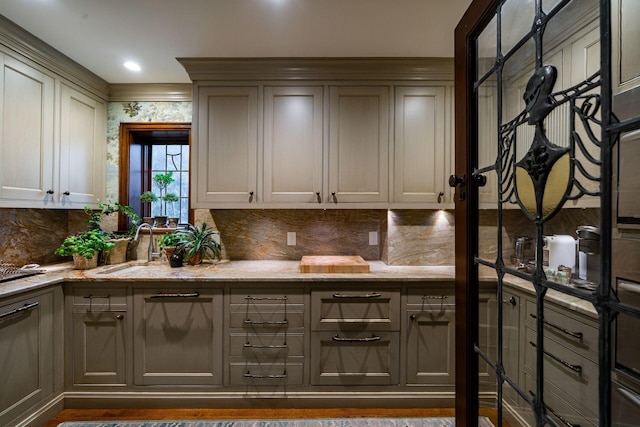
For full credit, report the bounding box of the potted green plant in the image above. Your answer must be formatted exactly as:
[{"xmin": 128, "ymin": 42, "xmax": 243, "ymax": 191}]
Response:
[
  {"xmin": 158, "ymin": 231, "xmax": 182, "ymax": 260},
  {"xmin": 140, "ymin": 191, "xmax": 158, "ymax": 226},
  {"xmin": 176, "ymin": 222, "xmax": 221, "ymax": 265},
  {"xmin": 164, "ymin": 192, "xmax": 180, "ymax": 227},
  {"xmin": 55, "ymin": 229, "xmax": 115, "ymax": 269},
  {"xmin": 83, "ymin": 200, "xmax": 141, "ymax": 264}
]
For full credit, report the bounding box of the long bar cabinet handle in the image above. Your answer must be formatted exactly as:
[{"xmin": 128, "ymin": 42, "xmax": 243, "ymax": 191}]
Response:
[
  {"xmin": 245, "ymin": 296, "xmax": 288, "ymax": 301},
  {"xmin": 332, "ymin": 335, "xmax": 381, "ymax": 342},
  {"xmin": 529, "ymin": 341, "xmax": 582, "ymax": 373},
  {"xmin": 530, "ymin": 313, "xmax": 583, "ymax": 339},
  {"xmin": 528, "ymin": 391, "xmax": 581, "ymax": 427},
  {"xmin": 244, "ymin": 342, "xmax": 288, "ymax": 349},
  {"xmin": 422, "ymin": 295, "xmax": 448, "ymax": 300},
  {"xmin": 0, "ymin": 302, "xmax": 39, "ymax": 320},
  {"xmin": 84, "ymin": 295, "xmax": 111, "ymax": 300},
  {"xmin": 150, "ymin": 292, "xmax": 200, "ymax": 298},
  {"xmin": 332, "ymin": 292, "xmax": 381, "ymax": 299},
  {"xmin": 244, "ymin": 371, "xmax": 287, "ymax": 379},
  {"xmin": 244, "ymin": 319, "xmax": 288, "ymax": 326}
]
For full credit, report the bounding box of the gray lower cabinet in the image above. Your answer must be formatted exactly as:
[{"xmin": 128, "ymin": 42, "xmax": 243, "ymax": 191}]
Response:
[
  {"xmin": 0, "ymin": 287, "xmax": 61, "ymax": 427},
  {"xmin": 227, "ymin": 287, "xmax": 305, "ymax": 387},
  {"xmin": 310, "ymin": 286, "xmax": 400, "ymax": 385},
  {"xmin": 405, "ymin": 288, "xmax": 455, "ymax": 386},
  {"xmin": 133, "ymin": 286, "xmax": 223, "ymax": 386},
  {"xmin": 67, "ymin": 287, "xmax": 127, "ymax": 386}
]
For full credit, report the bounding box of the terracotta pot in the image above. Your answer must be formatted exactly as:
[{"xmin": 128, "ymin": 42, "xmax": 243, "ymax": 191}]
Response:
[
  {"xmin": 186, "ymin": 252, "xmax": 203, "ymax": 265},
  {"xmin": 164, "ymin": 246, "xmax": 176, "ymax": 260},
  {"xmin": 73, "ymin": 252, "xmax": 98, "ymax": 270}
]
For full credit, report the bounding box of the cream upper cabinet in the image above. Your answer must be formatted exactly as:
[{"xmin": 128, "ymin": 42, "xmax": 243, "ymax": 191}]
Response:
[
  {"xmin": 328, "ymin": 86, "xmax": 389, "ymax": 205},
  {"xmin": 194, "ymin": 86, "xmax": 259, "ymax": 207},
  {"xmin": 393, "ymin": 86, "xmax": 447, "ymax": 205},
  {"xmin": 58, "ymin": 83, "xmax": 106, "ymax": 207},
  {"xmin": 0, "ymin": 54, "xmax": 55, "ymax": 207},
  {"xmin": 0, "ymin": 51, "xmax": 107, "ymax": 209},
  {"xmin": 263, "ymin": 86, "xmax": 324, "ymax": 205}
]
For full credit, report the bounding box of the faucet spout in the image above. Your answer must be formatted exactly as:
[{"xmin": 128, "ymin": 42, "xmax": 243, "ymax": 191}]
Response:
[{"xmin": 134, "ymin": 223, "xmax": 160, "ymax": 261}]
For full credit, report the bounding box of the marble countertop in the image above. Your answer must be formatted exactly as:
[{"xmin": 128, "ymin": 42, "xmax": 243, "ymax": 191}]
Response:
[{"xmin": 0, "ymin": 259, "xmax": 597, "ymax": 318}]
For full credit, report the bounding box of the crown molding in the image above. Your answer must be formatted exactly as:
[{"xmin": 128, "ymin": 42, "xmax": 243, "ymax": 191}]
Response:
[
  {"xmin": 177, "ymin": 57, "xmax": 454, "ymax": 82},
  {"xmin": 0, "ymin": 15, "xmax": 109, "ymax": 100},
  {"xmin": 109, "ymin": 84, "xmax": 193, "ymax": 102}
]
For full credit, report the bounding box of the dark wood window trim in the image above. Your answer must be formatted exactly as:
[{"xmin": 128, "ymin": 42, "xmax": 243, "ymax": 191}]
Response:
[{"xmin": 118, "ymin": 122, "xmax": 193, "ymax": 231}]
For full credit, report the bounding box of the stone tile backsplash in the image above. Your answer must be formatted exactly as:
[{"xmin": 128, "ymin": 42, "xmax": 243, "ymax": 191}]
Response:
[{"xmin": 0, "ymin": 207, "xmax": 599, "ymax": 267}]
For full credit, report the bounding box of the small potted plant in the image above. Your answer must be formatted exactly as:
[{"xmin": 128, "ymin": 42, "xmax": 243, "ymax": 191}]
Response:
[
  {"xmin": 139, "ymin": 172, "xmax": 176, "ymax": 227},
  {"xmin": 55, "ymin": 229, "xmax": 115, "ymax": 270},
  {"xmin": 176, "ymin": 222, "xmax": 221, "ymax": 265},
  {"xmin": 164, "ymin": 192, "xmax": 180, "ymax": 227},
  {"xmin": 83, "ymin": 200, "xmax": 140, "ymax": 264},
  {"xmin": 140, "ymin": 191, "xmax": 158, "ymax": 226},
  {"xmin": 158, "ymin": 231, "xmax": 182, "ymax": 260}
]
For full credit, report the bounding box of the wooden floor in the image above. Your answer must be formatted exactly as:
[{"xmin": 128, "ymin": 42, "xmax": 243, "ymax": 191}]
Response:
[{"xmin": 44, "ymin": 408, "xmax": 505, "ymax": 427}]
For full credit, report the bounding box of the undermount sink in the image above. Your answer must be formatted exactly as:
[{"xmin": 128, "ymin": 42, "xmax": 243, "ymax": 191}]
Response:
[{"xmin": 96, "ymin": 261, "xmax": 150, "ymax": 275}]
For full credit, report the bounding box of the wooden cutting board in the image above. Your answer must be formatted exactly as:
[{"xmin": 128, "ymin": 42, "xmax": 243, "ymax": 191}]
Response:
[{"xmin": 299, "ymin": 255, "xmax": 370, "ymax": 273}]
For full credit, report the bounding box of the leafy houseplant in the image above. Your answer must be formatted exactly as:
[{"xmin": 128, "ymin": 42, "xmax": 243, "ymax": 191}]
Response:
[
  {"xmin": 176, "ymin": 222, "xmax": 221, "ymax": 265},
  {"xmin": 55, "ymin": 229, "xmax": 115, "ymax": 269},
  {"xmin": 158, "ymin": 231, "xmax": 182, "ymax": 260},
  {"xmin": 140, "ymin": 172, "xmax": 176, "ymax": 227},
  {"xmin": 163, "ymin": 192, "xmax": 180, "ymax": 227},
  {"xmin": 83, "ymin": 200, "xmax": 141, "ymax": 264}
]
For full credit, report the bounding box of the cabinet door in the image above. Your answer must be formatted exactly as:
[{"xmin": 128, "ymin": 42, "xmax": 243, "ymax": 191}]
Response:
[
  {"xmin": 329, "ymin": 86, "xmax": 389, "ymax": 204},
  {"xmin": 133, "ymin": 288, "xmax": 223, "ymax": 385},
  {"xmin": 58, "ymin": 83, "xmax": 106, "ymax": 207},
  {"xmin": 195, "ymin": 86, "xmax": 258, "ymax": 206},
  {"xmin": 71, "ymin": 310, "xmax": 126, "ymax": 385},
  {"xmin": 405, "ymin": 307, "xmax": 455, "ymax": 386},
  {"xmin": 394, "ymin": 86, "xmax": 446, "ymax": 204},
  {"xmin": 0, "ymin": 291, "xmax": 54, "ymax": 426},
  {"xmin": 263, "ymin": 86, "xmax": 324, "ymax": 204},
  {"xmin": 0, "ymin": 54, "xmax": 55, "ymax": 207}
]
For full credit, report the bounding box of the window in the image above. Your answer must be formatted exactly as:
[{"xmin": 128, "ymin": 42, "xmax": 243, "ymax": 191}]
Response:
[{"xmin": 118, "ymin": 122, "xmax": 192, "ymax": 231}]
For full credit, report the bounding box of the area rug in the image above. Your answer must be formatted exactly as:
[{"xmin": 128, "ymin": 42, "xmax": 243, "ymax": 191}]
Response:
[{"xmin": 58, "ymin": 417, "xmax": 494, "ymax": 427}]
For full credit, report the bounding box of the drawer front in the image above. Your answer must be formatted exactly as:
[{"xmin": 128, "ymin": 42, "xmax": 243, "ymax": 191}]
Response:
[
  {"xmin": 229, "ymin": 309, "xmax": 304, "ymax": 329},
  {"xmin": 311, "ymin": 330, "xmax": 399, "ymax": 385},
  {"xmin": 229, "ymin": 333, "xmax": 304, "ymax": 358},
  {"xmin": 525, "ymin": 300, "xmax": 597, "ymax": 362},
  {"xmin": 407, "ymin": 288, "xmax": 455, "ymax": 306},
  {"xmin": 229, "ymin": 362, "xmax": 304, "ymax": 386},
  {"xmin": 311, "ymin": 288, "xmax": 400, "ymax": 330},
  {"xmin": 72, "ymin": 287, "xmax": 127, "ymax": 309},
  {"xmin": 230, "ymin": 288, "xmax": 304, "ymax": 305},
  {"xmin": 525, "ymin": 372, "xmax": 598, "ymax": 427},
  {"xmin": 525, "ymin": 327, "xmax": 598, "ymax": 418}
]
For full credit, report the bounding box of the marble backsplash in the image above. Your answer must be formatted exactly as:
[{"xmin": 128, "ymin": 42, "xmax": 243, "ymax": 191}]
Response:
[{"xmin": 0, "ymin": 207, "xmax": 599, "ymax": 267}]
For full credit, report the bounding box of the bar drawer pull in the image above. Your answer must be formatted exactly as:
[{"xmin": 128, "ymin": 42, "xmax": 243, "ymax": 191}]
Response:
[
  {"xmin": 332, "ymin": 334, "xmax": 381, "ymax": 343},
  {"xmin": 244, "ymin": 319, "xmax": 288, "ymax": 326},
  {"xmin": 244, "ymin": 371, "xmax": 287, "ymax": 379},
  {"xmin": 422, "ymin": 295, "xmax": 448, "ymax": 300},
  {"xmin": 332, "ymin": 292, "xmax": 381, "ymax": 299},
  {"xmin": 0, "ymin": 302, "xmax": 39, "ymax": 320},
  {"xmin": 83, "ymin": 295, "xmax": 111, "ymax": 300},
  {"xmin": 529, "ymin": 341, "xmax": 582, "ymax": 373},
  {"xmin": 245, "ymin": 296, "xmax": 288, "ymax": 301},
  {"xmin": 244, "ymin": 342, "xmax": 288, "ymax": 349},
  {"xmin": 530, "ymin": 313, "xmax": 583, "ymax": 339},
  {"xmin": 150, "ymin": 292, "xmax": 200, "ymax": 298}
]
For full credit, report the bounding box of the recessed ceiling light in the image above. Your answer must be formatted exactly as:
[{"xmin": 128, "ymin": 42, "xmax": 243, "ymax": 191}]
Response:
[{"xmin": 124, "ymin": 61, "xmax": 141, "ymax": 72}]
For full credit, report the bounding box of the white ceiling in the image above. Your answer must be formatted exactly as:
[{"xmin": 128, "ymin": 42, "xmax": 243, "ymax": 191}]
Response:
[{"xmin": 0, "ymin": 0, "xmax": 472, "ymax": 84}]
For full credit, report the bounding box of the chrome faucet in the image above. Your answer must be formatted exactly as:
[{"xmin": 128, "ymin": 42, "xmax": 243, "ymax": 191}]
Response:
[{"xmin": 134, "ymin": 223, "xmax": 161, "ymax": 261}]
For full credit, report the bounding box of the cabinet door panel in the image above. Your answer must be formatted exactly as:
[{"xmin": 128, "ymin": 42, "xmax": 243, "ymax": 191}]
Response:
[
  {"xmin": 72, "ymin": 311, "xmax": 126, "ymax": 385},
  {"xmin": 0, "ymin": 55, "xmax": 54, "ymax": 205},
  {"xmin": 311, "ymin": 331, "xmax": 399, "ymax": 385},
  {"xmin": 59, "ymin": 83, "xmax": 106, "ymax": 206},
  {"xmin": 195, "ymin": 87, "xmax": 258, "ymax": 205},
  {"xmin": 329, "ymin": 86, "xmax": 389, "ymax": 203},
  {"xmin": 134, "ymin": 288, "xmax": 223, "ymax": 385},
  {"xmin": 394, "ymin": 86, "xmax": 446, "ymax": 203},
  {"xmin": 0, "ymin": 292, "xmax": 54, "ymax": 426},
  {"xmin": 405, "ymin": 308, "xmax": 455, "ymax": 385},
  {"xmin": 264, "ymin": 86, "xmax": 323, "ymax": 203}
]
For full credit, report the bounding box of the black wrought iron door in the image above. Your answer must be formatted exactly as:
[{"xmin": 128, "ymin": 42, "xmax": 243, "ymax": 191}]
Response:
[{"xmin": 453, "ymin": 0, "xmax": 639, "ymax": 426}]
